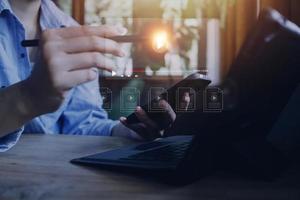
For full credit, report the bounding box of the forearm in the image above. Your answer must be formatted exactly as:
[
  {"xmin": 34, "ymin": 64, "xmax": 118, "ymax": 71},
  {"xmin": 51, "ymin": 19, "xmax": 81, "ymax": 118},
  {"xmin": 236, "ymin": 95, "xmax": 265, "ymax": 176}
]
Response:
[{"xmin": 0, "ymin": 80, "xmax": 39, "ymax": 137}]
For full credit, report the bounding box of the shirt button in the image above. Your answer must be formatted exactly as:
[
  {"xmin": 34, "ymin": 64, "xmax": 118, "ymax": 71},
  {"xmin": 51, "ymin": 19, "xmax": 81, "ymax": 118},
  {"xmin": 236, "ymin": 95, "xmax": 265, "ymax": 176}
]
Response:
[{"xmin": 21, "ymin": 53, "xmax": 26, "ymax": 58}]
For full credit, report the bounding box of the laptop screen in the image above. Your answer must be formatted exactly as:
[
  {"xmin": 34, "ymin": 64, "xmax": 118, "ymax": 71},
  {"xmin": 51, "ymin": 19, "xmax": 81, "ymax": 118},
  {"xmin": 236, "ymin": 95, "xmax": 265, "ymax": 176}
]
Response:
[{"xmin": 225, "ymin": 9, "xmax": 300, "ymax": 137}]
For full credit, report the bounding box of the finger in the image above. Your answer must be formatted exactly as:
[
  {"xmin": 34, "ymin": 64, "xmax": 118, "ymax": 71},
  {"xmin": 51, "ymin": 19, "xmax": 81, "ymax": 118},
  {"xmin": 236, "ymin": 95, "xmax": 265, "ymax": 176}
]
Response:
[
  {"xmin": 61, "ymin": 36, "xmax": 125, "ymax": 57},
  {"xmin": 46, "ymin": 25, "xmax": 127, "ymax": 39},
  {"xmin": 120, "ymin": 118, "xmax": 147, "ymax": 137},
  {"xmin": 62, "ymin": 52, "xmax": 116, "ymax": 72},
  {"xmin": 120, "ymin": 117, "xmax": 159, "ymax": 141},
  {"xmin": 120, "ymin": 117, "xmax": 146, "ymax": 132},
  {"xmin": 120, "ymin": 116, "xmax": 146, "ymax": 131},
  {"xmin": 159, "ymin": 100, "xmax": 176, "ymax": 122},
  {"xmin": 58, "ymin": 68, "xmax": 98, "ymax": 90},
  {"xmin": 120, "ymin": 117, "xmax": 129, "ymax": 127},
  {"xmin": 182, "ymin": 93, "xmax": 191, "ymax": 111},
  {"xmin": 135, "ymin": 107, "xmax": 159, "ymax": 130},
  {"xmin": 118, "ymin": 117, "xmax": 144, "ymax": 141},
  {"xmin": 124, "ymin": 123, "xmax": 156, "ymax": 141}
]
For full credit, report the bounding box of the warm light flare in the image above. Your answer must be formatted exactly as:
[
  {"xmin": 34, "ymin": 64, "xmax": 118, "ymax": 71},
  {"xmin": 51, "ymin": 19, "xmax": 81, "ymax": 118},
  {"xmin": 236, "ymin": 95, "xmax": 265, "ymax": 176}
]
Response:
[{"xmin": 152, "ymin": 31, "xmax": 170, "ymax": 53}]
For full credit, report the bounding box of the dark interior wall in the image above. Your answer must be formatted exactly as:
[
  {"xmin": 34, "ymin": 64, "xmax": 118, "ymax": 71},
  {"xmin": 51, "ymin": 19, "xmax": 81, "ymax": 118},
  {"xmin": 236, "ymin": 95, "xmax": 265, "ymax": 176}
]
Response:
[
  {"xmin": 290, "ymin": 0, "xmax": 300, "ymax": 26},
  {"xmin": 222, "ymin": 0, "xmax": 300, "ymax": 77},
  {"xmin": 260, "ymin": 0, "xmax": 300, "ymax": 26}
]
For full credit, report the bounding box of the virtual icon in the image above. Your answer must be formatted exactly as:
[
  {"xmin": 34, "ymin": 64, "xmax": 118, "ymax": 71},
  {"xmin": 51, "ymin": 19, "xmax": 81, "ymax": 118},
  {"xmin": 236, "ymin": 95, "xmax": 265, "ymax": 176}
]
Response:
[
  {"xmin": 148, "ymin": 87, "xmax": 168, "ymax": 112},
  {"xmin": 121, "ymin": 87, "xmax": 140, "ymax": 112},
  {"xmin": 100, "ymin": 87, "xmax": 112, "ymax": 111},
  {"xmin": 111, "ymin": 71, "xmax": 117, "ymax": 77},
  {"xmin": 203, "ymin": 87, "xmax": 223, "ymax": 113},
  {"xmin": 176, "ymin": 87, "xmax": 196, "ymax": 112}
]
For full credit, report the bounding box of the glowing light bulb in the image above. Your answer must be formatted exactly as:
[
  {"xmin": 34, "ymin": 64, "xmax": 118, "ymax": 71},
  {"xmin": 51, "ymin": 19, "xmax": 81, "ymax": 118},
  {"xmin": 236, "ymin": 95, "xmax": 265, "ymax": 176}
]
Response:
[{"xmin": 152, "ymin": 31, "xmax": 169, "ymax": 53}]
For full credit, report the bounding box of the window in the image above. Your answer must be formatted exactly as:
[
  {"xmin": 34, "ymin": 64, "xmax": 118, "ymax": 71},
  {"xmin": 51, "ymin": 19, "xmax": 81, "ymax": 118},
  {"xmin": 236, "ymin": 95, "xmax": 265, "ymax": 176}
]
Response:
[
  {"xmin": 56, "ymin": 0, "xmax": 72, "ymax": 16},
  {"xmin": 58, "ymin": 0, "xmax": 204, "ymax": 78}
]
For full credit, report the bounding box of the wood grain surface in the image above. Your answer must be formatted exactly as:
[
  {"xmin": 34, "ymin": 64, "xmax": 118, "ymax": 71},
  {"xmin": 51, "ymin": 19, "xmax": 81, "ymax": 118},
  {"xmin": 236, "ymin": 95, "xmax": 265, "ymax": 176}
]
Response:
[{"xmin": 0, "ymin": 134, "xmax": 299, "ymax": 200}]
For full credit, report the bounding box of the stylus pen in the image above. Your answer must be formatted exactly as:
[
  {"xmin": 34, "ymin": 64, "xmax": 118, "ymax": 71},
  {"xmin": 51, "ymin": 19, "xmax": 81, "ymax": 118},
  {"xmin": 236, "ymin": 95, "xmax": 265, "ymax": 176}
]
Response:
[{"xmin": 21, "ymin": 35, "xmax": 149, "ymax": 47}]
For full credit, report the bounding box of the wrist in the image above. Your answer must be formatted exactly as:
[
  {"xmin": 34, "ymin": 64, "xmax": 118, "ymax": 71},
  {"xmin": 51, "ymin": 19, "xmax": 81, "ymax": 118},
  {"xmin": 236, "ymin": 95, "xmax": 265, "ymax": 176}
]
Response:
[
  {"xmin": 17, "ymin": 80, "xmax": 43, "ymax": 119},
  {"xmin": 20, "ymin": 77, "xmax": 65, "ymax": 116}
]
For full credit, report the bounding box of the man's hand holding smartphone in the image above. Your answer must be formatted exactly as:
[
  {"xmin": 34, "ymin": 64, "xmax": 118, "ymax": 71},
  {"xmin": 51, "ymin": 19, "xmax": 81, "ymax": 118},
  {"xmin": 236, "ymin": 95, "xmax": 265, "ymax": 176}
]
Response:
[{"xmin": 114, "ymin": 98, "xmax": 190, "ymax": 141}]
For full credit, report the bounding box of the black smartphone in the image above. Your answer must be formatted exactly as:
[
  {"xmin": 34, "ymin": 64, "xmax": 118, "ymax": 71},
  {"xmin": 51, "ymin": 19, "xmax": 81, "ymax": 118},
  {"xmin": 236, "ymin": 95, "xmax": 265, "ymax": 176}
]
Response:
[{"xmin": 126, "ymin": 73, "xmax": 211, "ymax": 129}]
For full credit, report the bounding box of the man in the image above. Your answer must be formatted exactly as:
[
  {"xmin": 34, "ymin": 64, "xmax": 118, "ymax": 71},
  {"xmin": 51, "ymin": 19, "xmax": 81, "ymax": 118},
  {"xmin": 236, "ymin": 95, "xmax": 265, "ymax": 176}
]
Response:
[{"xmin": 0, "ymin": 0, "xmax": 179, "ymax": 152}]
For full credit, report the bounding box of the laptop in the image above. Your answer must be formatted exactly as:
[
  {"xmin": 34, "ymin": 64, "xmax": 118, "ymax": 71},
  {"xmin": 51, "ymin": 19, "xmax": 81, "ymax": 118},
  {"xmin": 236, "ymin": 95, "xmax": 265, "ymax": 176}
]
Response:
[{"xmin": 71, "ymin": 9, "xmax": 300, "ymax": 184}]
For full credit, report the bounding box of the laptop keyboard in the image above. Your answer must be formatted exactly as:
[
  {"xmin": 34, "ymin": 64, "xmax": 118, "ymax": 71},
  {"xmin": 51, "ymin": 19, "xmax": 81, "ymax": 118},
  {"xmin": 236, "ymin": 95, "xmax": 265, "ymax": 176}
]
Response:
[
  {"xmin": 121, "ymin": 141, "xmax": 191, "ymax": 163},
  {"xmin": 134, "ymin": 141, "xmax": 171, "ymax": 151},
  {"xmin": 72, "ymin": 136, "xmax": 194, "ymax": 169}
]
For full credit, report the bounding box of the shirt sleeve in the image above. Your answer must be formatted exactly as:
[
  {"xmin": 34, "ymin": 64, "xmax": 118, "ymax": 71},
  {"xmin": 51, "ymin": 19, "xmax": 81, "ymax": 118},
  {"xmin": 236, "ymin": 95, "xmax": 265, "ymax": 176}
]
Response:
[
  {"xmin": 41, "ymin": 2, "xmax": 118, "ymax": 136},
  {"xmin": 60, "ymin": 74, "xmax": 118, "ymax": 136},
  {"xmin": 0, "ymin": 128, "xmax": 23, "ymax": 152},
  {"xmin": 0, "ymin": 84, "xmax": 23, "ymax": 152}
]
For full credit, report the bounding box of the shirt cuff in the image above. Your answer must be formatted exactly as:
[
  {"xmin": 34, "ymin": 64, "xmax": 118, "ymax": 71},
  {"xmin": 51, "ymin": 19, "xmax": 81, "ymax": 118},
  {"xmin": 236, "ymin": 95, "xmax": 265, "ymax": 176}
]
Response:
[
  {"xmin": 106, "ymin": 120, "xmax": 119, "ymax": 136},
  {"xmin": 0, "ymin": 128, "xmax": 23, "ymax": 152}
]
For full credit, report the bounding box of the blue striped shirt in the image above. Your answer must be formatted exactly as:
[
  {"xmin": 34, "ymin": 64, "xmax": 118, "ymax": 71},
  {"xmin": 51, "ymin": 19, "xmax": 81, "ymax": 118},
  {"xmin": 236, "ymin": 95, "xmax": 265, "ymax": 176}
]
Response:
[{"xmin": 0, "ymin": 0, "xmax": 118, "ymax": 152}]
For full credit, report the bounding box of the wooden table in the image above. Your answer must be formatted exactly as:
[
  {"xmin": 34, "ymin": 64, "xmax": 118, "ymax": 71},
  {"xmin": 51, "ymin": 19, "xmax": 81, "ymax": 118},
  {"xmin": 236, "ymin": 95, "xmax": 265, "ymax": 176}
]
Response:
[{"xmin": 0, "ymin": 134, "xmax": 299, "ymax": 200}]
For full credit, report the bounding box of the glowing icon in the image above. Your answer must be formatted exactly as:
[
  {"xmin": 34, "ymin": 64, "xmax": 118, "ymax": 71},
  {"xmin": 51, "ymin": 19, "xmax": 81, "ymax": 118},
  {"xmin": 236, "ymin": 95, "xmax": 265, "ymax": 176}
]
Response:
[
  {"xmin": 176, "ymin": 87, "xmax": 196, "ymax": 113},
  {"xmin": 112, "ymin": 71, "xmax": 117, "ymax": 77},
  {"xmin": 120, "ymin": 87, "xmax": 140, "ymax": 112},
  {"xmin": 152, "ymin": 31, "xmax": 170, "ymax": 53},
  {"xmin": 203, "ymin": 87, "xmax": 224, "ymax": 113},
  {"xmin": 148, "ymin": 87, "xmax": 168, "ymax": 112}
]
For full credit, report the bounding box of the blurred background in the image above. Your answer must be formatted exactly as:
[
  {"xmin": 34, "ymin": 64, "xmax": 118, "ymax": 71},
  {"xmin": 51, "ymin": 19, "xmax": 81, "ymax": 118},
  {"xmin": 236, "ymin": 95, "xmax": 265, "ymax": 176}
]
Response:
[{"xmin": 53, "ymin": 0, "xmax": 300, "ymax": 119}]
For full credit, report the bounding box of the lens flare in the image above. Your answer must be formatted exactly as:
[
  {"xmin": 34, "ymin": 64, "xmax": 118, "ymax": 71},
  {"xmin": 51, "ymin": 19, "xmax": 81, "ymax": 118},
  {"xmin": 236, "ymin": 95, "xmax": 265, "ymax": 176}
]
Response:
[{"xmin": 152, "ymin": 31, "xmax": 169, "ymax": 53}]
